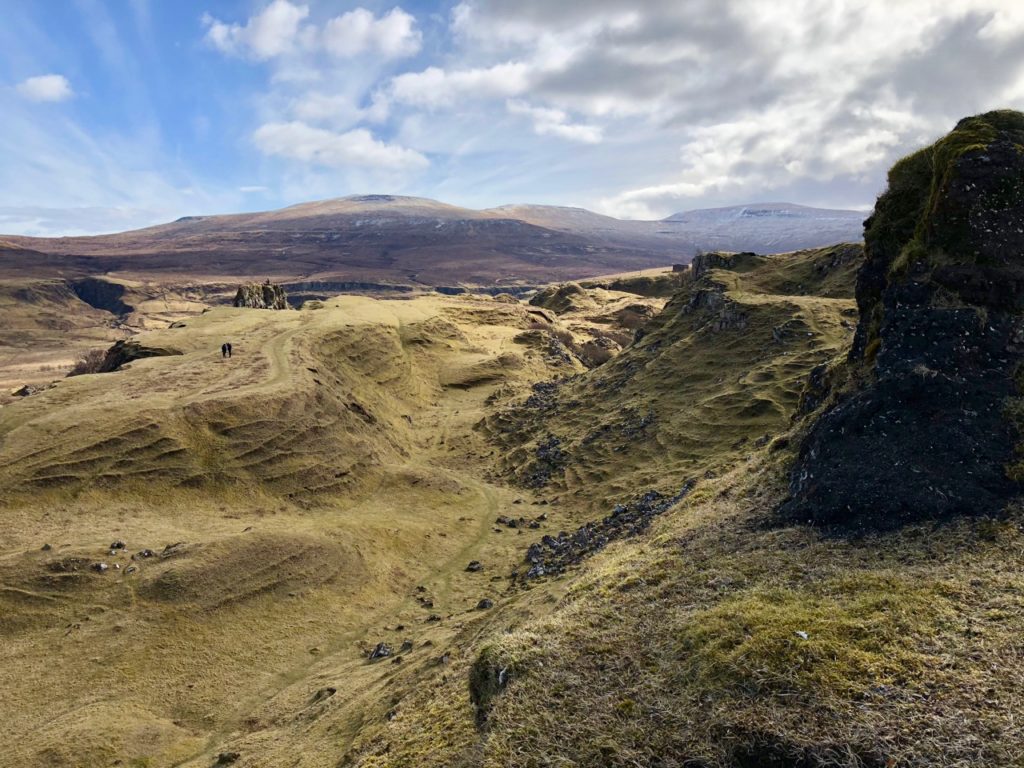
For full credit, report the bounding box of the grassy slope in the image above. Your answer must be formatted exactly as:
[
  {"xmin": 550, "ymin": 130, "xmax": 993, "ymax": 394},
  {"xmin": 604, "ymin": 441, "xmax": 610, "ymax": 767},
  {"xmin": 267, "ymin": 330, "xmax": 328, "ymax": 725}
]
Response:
[
  {"xmin": 0, "ymin": 289, "xmax": 663, "ymax": 768},
  {"xmin": 480, "ymin": 244, "xmax": 859, "ymax": 519},
  {"xmin": 8, "ymin": 243, "xmax": 1020, "ymax": 767},
  {"xmin": 347, "ymin": 243, "xmax": 1020, "ymax": 768}
]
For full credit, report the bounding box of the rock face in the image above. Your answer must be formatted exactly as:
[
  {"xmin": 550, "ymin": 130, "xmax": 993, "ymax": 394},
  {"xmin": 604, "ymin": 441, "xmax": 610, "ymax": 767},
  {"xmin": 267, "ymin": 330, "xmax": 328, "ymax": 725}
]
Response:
[
  {"xmin": 783, "ymin": 110, "xmax": 1024, "ymax": 528},
  {"xmin": 98, "ymin": 340, "xmax": 183, "ymax": 373},
  {"xmin": 233, "ymin": 282, "xmax": 289, "ymax": 310}
]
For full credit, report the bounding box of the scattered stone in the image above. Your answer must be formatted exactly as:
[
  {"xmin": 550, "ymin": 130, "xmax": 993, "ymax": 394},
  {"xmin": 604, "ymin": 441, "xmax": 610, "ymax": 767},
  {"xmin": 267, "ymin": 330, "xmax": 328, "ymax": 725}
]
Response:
[
  {"xmin": 161, "ymin": 542, "xmax": 186, "ymax": 558},
  {"xmin": 521, "ymin": 482, "xmax": 696, "ymax": 580},
  {"xmin": 391, "ymin": 656, "xmax": 403, "ymax": 664},
  {"xmin": 125, "ymin": 565, "xmax": 138, "ymax": 575},
  {"xmin": 110, "ymin": 540, "xmax": 126, "ymax": 550},
  {"xmin": 134, "ymin": 549, "xmax": 156, "ymax": 559},
  {"xmin": 40, "ymin": 543, "xmax": 52, "ymax": 551},
  {"xmin": 476, "ymin": 599, "xmax": 494, "ymax": 610},
  {"xmin": 312, "ymin": 687, "xmax": 336, "ymax": 702},
  {"xmin": 215, "ymin": 753, "xmax": 240, "ymax": 766},
  {"xmin": 465, "ymin": 561, "xmax": 483, "ymax": 572},
  {"xmin": 524, "ymin": 435, "xmax": 568, "ymax": 488},
  {"xmin": 426, "ymin": 614, "xmax": 441, "ymax": 623},
  {"xmin": 368, "ymin": 642, "xmax": 393, "ymax": 661},
  {"xmin": 399, "ymin": 639, "xmax": 414, "ymax": 653},
  {"xmin": 91, "ymin": 562, "xmax": 109, "ymax": 573}
]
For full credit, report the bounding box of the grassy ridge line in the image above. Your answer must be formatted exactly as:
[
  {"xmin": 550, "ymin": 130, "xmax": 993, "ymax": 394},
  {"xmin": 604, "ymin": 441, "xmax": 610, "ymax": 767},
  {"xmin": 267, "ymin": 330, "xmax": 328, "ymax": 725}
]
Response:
[{"xmin": 479, "ymin": 245, "xmax": 860, "ymax": 519}]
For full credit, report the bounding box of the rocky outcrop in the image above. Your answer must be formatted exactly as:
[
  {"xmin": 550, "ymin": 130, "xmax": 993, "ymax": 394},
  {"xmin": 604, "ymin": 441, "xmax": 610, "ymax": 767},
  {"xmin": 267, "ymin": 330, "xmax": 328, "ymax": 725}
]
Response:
[
  {"xmin": 691, "ymin": 250, "xmax": 760, "ymax": 280},
  {"xmin": 98, "ymin": 340, "xmax": 183, "ymax": 373},
  {"xmin": 233, "ymin": 282, "xmax": 289, "ymax": 310},
  {"xmin": 783, "ymin": 110, "xmax": 1024, "ymax": 528},
  {"xmin": 69, "ymin": 277, "xmax": 132, "ymax": 317},
  {"xmin": 528, "ymin": 282, "xmax": 594, "ymax": 315}
]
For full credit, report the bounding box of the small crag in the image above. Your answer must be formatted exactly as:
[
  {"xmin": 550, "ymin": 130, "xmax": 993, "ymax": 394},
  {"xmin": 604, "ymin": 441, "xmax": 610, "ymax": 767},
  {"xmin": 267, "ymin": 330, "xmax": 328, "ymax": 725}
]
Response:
[
  {"xmin": 784, "ymin": 110, "xmax": 1024, "ymax": 528},
  {"xmin": 233, "ymin": 281, "xmax": 289, "ymax": 310}
]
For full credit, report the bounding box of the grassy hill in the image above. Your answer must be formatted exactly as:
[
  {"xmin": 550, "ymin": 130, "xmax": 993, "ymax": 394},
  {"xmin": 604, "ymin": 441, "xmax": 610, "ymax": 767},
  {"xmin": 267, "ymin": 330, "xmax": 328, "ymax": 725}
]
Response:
[
  {"xmin": 0, "ymin": 285, "xmax": 669, "ymax": 768},
  {"xmin": 0, "ymin": 242, "xmax": 878, "ymax": 768},
  {"xmin": 2, "ymin": 119, "xmax": 1021, "ymax": 764}
]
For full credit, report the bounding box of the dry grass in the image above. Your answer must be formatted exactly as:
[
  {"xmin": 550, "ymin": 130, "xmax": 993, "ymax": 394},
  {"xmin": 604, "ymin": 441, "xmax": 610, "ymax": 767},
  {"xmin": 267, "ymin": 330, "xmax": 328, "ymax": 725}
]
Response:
[
  {"xmin": 0, "ymin": 291, "xmax": 634, "ymax": 768},
  {"xmin": 7, "ymin": 245, "xmax": 1022, "ymax": 768}
]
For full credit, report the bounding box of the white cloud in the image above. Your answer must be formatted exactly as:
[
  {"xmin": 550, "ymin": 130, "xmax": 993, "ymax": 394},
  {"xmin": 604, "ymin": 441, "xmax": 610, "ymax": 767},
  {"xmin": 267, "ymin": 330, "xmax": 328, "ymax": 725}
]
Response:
[
  {"xmin": 506, "ymin": 100, "xmax": 602, "ymax": 143},
  {"xmin": 253, "ymin": 121, "xmax": 428, "ymax": 171},
  {"xmin": 239, "ymin": 185, "xmax": 269, "ymax": 193},
  {"xmin": 196, "ymin": 0, "xmax": 1024, "ymax": 217},
  {"xmin": 598, "ymin": 98, "xmax": 933, "ymax": 219},
  {"xmin": 291, "ymin": 91, "xmax": 389, "ymax": 127},
  {"xmin": 204, "ymin": 3, "xmax": 421, "ymax": 61},
  {"xmin": 203, "ymin": 0, "xmax": 310, "ymax": 60},
  {"xmin": 389, "ymin": 63, "xmax": 530, "ymax": 108},
  {"xmin": 16, "ymin": 74, "xmax": 73, "ymax": 103},
  {"xmin": 323, "ymin": 7, "xmax": 421, "ymax": 59}
]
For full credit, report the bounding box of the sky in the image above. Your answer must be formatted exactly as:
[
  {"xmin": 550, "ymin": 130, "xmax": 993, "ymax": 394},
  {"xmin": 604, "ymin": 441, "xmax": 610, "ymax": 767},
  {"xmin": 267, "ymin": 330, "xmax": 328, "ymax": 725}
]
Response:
[{"xmin": 1, "ymin": 0, "xmax": 1022, "ymax": 236}]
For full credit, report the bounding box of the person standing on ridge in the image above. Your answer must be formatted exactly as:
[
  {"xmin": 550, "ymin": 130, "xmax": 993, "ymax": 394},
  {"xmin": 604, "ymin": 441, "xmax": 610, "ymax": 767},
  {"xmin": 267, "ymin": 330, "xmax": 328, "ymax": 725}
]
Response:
[{"xmin": 221, "ymin": 342, "xmax": 232, "ymax": 358}]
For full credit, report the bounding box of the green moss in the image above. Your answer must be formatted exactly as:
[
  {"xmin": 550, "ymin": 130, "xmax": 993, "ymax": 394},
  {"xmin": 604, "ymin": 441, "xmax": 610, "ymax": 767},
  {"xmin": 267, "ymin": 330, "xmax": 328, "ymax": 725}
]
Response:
[{"xmin": 672, "ymin": 580, "xmax": 957, "ymax": 700}]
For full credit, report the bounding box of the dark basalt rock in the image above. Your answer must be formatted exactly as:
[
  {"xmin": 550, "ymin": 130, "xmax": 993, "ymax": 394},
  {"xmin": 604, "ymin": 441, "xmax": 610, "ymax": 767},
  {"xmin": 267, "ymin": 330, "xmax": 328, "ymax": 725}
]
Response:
[
  {"xmin": 783, "ymin": 110, "xmax": 1024, "ymax": 528},
  {"xmin": 521, "ymin": 482, "xmax": 695, "ymax": 580}
]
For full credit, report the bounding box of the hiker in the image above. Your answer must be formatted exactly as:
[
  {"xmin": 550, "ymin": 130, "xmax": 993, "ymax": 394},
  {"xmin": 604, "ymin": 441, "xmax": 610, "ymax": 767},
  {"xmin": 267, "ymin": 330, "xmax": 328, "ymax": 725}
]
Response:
[{"xmin": 221, "ymin": 342, "xmax": 232, "ymax": 358}]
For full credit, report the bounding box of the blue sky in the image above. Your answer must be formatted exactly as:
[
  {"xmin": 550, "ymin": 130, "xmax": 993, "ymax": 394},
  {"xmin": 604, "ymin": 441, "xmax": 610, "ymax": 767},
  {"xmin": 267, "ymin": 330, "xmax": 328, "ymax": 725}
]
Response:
[{"xmin": 1, "ymin": 0, "xmax": 1022, "ymax": 235}]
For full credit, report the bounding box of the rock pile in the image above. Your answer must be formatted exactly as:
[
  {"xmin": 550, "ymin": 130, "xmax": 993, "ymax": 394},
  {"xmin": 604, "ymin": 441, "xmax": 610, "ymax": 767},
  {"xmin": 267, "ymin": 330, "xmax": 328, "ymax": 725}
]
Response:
[{"xmin": 521, "ymin": 482, "xmax": 695, "ymax": 579}]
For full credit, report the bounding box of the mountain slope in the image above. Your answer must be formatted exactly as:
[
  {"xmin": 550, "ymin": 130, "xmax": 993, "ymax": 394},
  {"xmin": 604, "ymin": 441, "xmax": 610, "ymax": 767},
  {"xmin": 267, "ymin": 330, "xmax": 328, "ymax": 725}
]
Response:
[
  {"xmin": 664, "ymin": 202, "xmax": 866, "ymax": 254},
  {"xmin": 2, "ymin": 196, "xmax": 863, "ymax": 287}
]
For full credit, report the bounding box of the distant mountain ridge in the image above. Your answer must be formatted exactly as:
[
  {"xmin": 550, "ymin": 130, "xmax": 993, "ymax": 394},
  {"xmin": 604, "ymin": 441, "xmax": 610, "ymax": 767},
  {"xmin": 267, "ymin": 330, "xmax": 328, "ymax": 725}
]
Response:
[{"xmin": 1, "ymin": 195, "xmax": 865, "ymax": 286}]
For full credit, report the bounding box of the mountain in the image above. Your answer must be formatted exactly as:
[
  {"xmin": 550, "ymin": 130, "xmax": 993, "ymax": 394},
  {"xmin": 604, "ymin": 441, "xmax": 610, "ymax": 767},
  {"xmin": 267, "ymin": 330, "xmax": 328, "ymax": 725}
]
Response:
[
  {"xmin": 1, "ymin": 196, "xmax": 863, "ymax": 288},
  {"xmin": 663, "ymin": 201, "xmax": 866, "ymax": 254}
]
